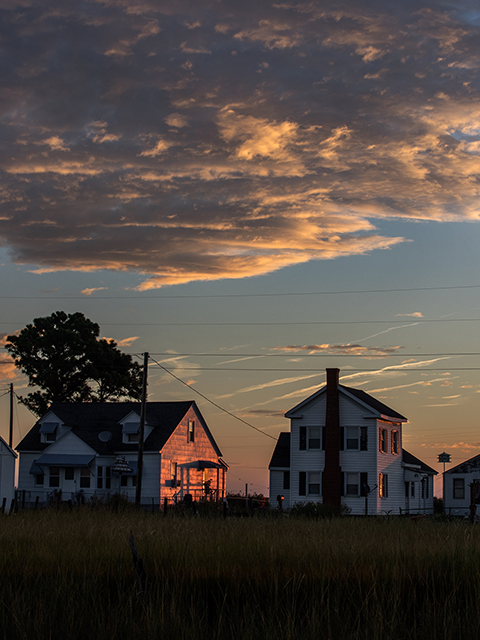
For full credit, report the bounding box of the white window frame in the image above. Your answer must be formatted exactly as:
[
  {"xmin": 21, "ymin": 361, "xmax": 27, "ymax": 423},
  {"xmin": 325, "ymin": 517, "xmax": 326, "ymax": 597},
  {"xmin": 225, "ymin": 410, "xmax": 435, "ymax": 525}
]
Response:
[
  {"xmin": 308, "ymin": 471, "xmax": 321, "ymax": 495},
  {"xmin": 453, "ymin": 478, "xmax": 465, "ymax": 499},
  {"xmin": 346, "ymin": 427, "xmax": 359, "ymax": 450},
  {"xmin": 346, "ymin": 472, "xmax": 360, "ymax": 496}
]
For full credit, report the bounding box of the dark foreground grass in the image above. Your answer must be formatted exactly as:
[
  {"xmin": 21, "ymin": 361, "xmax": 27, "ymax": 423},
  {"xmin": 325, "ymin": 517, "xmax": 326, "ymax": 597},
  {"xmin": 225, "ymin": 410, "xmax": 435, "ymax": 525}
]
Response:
[{"xmin": 1, "ymin": 510, "xmax": 480, "ymax": 639}]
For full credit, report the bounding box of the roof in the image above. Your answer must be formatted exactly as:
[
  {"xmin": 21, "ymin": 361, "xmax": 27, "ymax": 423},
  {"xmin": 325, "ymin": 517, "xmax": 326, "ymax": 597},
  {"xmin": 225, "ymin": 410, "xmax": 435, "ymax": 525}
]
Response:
[
  {"xmin": 16, "ymin": 401, "xmax": 222, "ymax": 457},
  {"xmin": 268, "ymin": 432, "xmax": 290, "ymax": 469},
  {"xmin": 445, "ymin": 453, "xmax": 480, "ymax": 474},
  {"xmin": 285, "ymin": 383, "xmax": 407, "ymax": 422},
  {"xmin": 0, "ymin": 434, "xmax": 17, "ymax": 458},
  {"xmin": 402, "ymin": 449, "xmax": 437, "ymax": 475}
]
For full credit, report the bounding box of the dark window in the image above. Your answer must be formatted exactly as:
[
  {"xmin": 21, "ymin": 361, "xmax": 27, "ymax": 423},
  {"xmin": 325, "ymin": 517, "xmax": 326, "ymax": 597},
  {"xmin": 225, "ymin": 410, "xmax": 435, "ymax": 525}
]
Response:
[
  {"xmin": 49, "ymin": 467, "xmax": 60, "ymax": 488},
  {"xmin": 283, "ymin": 471, "xmax": 290, "ymax": 491},
  {"xmin": 346, "ymin": 472, "xmax": 359, "ymax": 496},
  {"xmin": 35, "ymin": 474, "xmax": 44, "ymax": 486},
  {"xmin": 379, "ymin": 428, "xmax": 387, "ymax": 453},
  {"xmin": 308, "ymin": 427, "xmax": 321, "ymax": 449},
  {"xmin": 80, "ymin": 468, "xmax": 90, "ymax": 489},
  {"xmin": 299, "ymin": 427, "xmax": 306, "ymax": 451},
  {"xmin": 105, "ymin": 467, "xmax": 111, "ymax": 489},
  {"xmin": 453, "ymin": 478, "xmax": 465, "ymax": 499},
  {"xmin": 97, "ymin": 466, "xmax": 103, "ymax": 489},
  {"xmin": 346, "ymin": 427, "xmax": 359, "ymax": 450},
  {"xmin": 127, "ymin": 433, "xmax": 139, "ymax": 443},
  {"xmin": 360, "ymin": 427, "xmax": 368, "ymax": 451},
  {"xmin": 379, "ymin": 473, "xmax": 388, "ymax": 498},
  {"xmin": 308, "ymin": 472, "xmax": 321, "ymax": 495},
  {"xmin": 421, "ymin": 477, "xmax": 429, "ymax": 499},
  {"xmin": 405, "ymin": 482, "xmax": 409, "ymax": 498},
  {"xmin": 411, "ymin": 482, "xmax": 415, "ymax": 498},
  {"xmin": 65, "ymin": 468, "xmax": 74, "ymax": 481},
  {"xmin": 391, "ymin": 430, "xmax": 399, "ymax": 454},
  {"xmin": 299, "ymin": 471, "xmax": 306, "ymax": 496},
  {"xmin": 121, "ymin": 475, "xmax": 128, "ymax": 487},
  {"xmin": 188, "ymin": 420, "xmax": 195, "ymax": 443}
]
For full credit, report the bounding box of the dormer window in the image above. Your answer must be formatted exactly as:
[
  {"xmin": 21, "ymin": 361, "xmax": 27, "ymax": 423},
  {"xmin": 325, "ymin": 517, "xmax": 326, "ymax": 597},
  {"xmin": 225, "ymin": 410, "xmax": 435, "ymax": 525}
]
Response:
[
  {"xmin": 123, "ymin": 422, "xmax": 140, "ymax": 443},
  {"xmin": 39, "ymin": 422, "xmax": 58, "ymax": 443}
]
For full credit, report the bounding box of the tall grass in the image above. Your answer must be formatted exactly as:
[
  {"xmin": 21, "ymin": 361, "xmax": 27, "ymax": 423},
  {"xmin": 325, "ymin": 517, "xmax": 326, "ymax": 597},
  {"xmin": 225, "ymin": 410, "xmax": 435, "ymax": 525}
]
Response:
[{"xmin": 1, "ymin": 510, "xmax": 480, "ymax": 639}]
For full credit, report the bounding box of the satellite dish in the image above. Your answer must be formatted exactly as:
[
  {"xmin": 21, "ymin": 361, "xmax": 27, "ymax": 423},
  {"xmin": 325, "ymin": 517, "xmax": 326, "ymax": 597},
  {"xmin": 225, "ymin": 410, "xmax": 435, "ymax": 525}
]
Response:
[{"xmin": 98, "ymin": 431, "xmax": 112, "ymax": 442}]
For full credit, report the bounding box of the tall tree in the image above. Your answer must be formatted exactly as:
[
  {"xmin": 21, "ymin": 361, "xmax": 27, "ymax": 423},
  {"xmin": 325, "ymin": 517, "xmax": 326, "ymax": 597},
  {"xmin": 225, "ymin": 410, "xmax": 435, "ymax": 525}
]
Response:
[{"xmin": 6, "ymin": 311, "xmax": 142, "ymax": 416}]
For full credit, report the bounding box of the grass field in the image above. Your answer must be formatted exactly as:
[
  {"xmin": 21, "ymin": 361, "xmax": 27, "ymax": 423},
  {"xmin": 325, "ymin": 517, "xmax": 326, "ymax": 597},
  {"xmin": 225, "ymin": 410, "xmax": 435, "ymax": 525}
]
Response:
[{"xmin": 1, "ymin": 508, "xmax": 480, "ymax": 639}]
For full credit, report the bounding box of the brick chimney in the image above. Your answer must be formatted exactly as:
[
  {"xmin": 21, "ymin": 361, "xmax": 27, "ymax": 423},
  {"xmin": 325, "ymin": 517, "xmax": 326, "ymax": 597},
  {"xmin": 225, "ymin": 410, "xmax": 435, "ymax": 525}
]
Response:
[{"xmin": 323, "ymin": 368, "xmax": 342, "ymax": 509}]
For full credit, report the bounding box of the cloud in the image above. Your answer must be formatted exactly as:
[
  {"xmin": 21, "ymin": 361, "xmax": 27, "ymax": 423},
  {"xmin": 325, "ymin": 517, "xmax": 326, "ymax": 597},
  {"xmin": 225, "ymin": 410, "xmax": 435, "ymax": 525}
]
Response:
[
  {"xmin": 272, "ymin": 343, "xmax": 404, "ymax": 356},
  {"xmin": 1, "ymin": 1, "xmax": 480, "ymax": 288},
  {"xmin": 81, "ymin": 287, "xmax": 108, "ymax": 296}
]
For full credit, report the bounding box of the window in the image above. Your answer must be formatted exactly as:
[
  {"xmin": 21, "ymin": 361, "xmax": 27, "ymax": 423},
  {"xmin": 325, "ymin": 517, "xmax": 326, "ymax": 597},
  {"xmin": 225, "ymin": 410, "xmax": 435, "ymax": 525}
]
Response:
[
  {"xmin": 299, "ymin": 427, "xmax": 307, "ymax": 450},
  {"xmin": 49, "ymin": 467, "xmax": 60, "ymax": 488},
  {"xmin": 308, "ymin": 472, "xmax": 321, "ymax": 495},
  {"xmin": 170, "ymin": 461, "xmax": 178, "ymax": 488},
  {"xmin": 80, "ymin": 468, "xmax": 90, "ymax": 489},
  {"xmin": 97, "ymin": 466, "xmax": 103, "ymax": 489},
  {"xmin": 360, "ymin": 427, "xmax": 368, "ymax": 451},
  {"xmin": 346, "ymin": 427, "xmax": 359, "ymax": 450},
  {"xmin": 65, "ymin": 468, "xmax": 74, "ymax": 481},
  {"xmin": 35, "ymin": 474, "xmax": 44, "ymax": 486},
  {"xmin": 346, "ymin": 472, "xmax": 359, "ymax": 496},
  {"xmin": 379, "ymin": 473, "xmax": 388, "ymax": 498},
  {"xmin": 391, "ymin": 430, "xmax": 399, "ymax": 454},
  {"xmin": 299, "ymin": 471, "xmax": 306, "ymax": 496},
  {"xmin": 283, "ymin": 471, "xmax": 290, "ymax": 491},
  {"xmin": 105, "ymin": 466, "xmax": 111, "ymax": 490},
  {"xmin": 421, "ymin": 477, "xmax": 429, "ymax": 499},
  {"xmin": 308, "ymin": 427, "xmax": 321, "ymax": 449},
  {"xmin": 379, "ymin": 428, "xmax": 387, "ymax": 453},
  {"xmin": 188, "ymin": 420, "xmax": 195, "ymax": 443},
  {"xmin": 453, "ymin": 478, "xmax": 465, "ymax": 499},
  {"xmin": 123, "ymin": 422, "xmax": 140, "ymax": 443},
  {"xmin": 39, "ymin": 422, "xmax": 58, "ymax": 443},
  {"xmin": 121, "ymin": 475, "xmax": 128, "ymax": 487}
]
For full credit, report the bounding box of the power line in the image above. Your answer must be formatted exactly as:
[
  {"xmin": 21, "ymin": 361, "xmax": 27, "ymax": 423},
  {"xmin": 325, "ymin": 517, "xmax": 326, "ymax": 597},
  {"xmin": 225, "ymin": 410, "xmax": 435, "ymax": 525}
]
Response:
[
  {"xmin": 149, "ymin": 356, "xmax": 277, "ymax": 441},
  {"xmin": 0, "ymin": 283, "xmax": 479, "ymax": 300},
  {"xmin": 0, "ymin": 318, "xmax": 479, "ymax": 327}
]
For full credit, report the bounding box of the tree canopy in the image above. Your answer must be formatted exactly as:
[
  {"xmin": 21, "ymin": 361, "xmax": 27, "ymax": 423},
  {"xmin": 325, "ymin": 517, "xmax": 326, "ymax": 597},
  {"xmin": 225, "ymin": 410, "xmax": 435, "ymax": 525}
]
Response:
[{"xmin": 6, "ymin": 311, "xmax": 143, "ymax": 417}]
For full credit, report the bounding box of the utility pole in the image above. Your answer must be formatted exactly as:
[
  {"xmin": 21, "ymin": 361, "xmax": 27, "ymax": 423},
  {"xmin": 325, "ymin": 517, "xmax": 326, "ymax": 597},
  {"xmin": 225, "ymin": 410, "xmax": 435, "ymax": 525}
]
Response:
[
  {"xmin": 9, "ymin": 383, "xmax": 13, "ymax": 449},
  {"xmin": 135, "ymin": 352, "xmax": 149, "ymax": 508}
]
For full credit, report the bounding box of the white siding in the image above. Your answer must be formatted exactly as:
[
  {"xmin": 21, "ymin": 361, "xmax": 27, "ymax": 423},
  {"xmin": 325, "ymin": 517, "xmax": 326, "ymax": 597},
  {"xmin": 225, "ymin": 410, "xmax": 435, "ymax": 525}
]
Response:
[{"xmin": 0, "ymin": 439, "xmax": 16, "ymax": 507}]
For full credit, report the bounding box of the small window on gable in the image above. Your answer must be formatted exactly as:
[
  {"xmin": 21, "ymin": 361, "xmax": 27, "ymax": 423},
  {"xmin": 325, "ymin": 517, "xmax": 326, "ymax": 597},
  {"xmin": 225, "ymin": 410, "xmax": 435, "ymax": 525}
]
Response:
[
  {"xmin": 188, "ymin": 420, "xmax": 195, "ymax": 443},
  {"xmin": 40, "ymin": 422, "xmax": 58, "ymax": 443},
  {"xmin": 123, "ymin": 422, "xmax": 139, "ymax": 443}
]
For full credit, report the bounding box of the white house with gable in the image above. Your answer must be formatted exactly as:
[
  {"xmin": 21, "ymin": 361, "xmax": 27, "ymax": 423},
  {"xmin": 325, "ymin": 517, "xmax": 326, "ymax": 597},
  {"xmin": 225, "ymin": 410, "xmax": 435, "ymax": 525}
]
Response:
[
  {"xmin": 269, "ymin": 368, "xmax": 436, "ymax": 515},
  {"xmin": 16, "ymin": 401, "xmax": 227, "ymax": 508}
]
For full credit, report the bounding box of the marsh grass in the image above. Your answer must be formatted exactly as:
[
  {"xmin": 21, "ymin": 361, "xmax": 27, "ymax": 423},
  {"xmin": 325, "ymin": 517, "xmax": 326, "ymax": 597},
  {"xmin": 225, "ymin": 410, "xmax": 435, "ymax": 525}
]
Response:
[{"xmin": 1, "ymin": 511, "xmax": 480, "ymax": 639}]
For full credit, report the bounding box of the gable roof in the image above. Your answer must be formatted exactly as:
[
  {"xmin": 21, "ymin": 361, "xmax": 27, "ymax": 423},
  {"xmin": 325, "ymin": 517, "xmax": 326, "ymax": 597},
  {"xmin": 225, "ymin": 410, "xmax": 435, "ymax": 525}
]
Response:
[
  {"xmin": 16, "ymin": 401, "xmax": 222, "ymax": 457},
  {"xmin": 268, "ymin": 432, "xmax": 290, "ymax": 469},
  {"xmin": 402, "ymin": 449, "xmax": 437, "ymax": 475},
  {"xmin": 445, "ymin": 453, "xmax": 480, "ymax": 474},
  {"xmin": 285, "ymin": 383, "xmax": 407, "ymax": 422},
  {"xmin": 0, "ymin": 435, "xmax": 17, "ymax": 458}
]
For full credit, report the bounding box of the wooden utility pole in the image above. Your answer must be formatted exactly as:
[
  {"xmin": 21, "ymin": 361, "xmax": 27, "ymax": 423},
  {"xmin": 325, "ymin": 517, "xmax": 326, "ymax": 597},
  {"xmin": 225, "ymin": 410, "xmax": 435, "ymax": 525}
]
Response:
[
  {"xmin": 135, "ymin": 352, "xmax": 149, "ymax": 508},
  {"xmin": 9, "ymin": 383, "xmax": 13, "ymax": 448}
]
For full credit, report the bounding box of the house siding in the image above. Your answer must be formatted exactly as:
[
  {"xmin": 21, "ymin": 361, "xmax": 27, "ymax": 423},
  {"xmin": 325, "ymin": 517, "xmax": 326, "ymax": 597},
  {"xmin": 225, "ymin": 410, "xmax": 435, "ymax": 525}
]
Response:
[{"xmin": 0, "ymin": 438, "xmax": 16, "ymax": 507}]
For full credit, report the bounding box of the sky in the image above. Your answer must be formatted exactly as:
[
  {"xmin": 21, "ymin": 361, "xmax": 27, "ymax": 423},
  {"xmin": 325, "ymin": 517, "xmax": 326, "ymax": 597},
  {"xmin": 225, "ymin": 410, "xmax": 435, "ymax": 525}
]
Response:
[{"xmin": 1, "ymin": 0, "xmax": 480, "ymax": 496}]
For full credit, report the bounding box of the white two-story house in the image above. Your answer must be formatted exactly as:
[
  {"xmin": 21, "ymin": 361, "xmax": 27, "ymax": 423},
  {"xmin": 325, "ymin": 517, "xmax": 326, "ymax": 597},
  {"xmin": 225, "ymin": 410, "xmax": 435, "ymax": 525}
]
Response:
[
  {"xmin": 269, "ymin": 368, "xmax": 436, "ymax": 515},
  {"xmin": 16, "ymin": 401, "xmax": 227, "ymax": 508}
]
